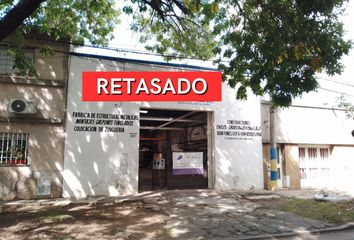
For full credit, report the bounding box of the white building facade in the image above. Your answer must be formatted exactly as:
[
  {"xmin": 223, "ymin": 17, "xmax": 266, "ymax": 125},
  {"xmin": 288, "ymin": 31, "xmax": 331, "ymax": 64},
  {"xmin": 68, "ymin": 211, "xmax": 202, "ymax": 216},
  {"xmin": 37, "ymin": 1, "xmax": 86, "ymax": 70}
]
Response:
[{"xmin": 62, "ymin": 53, "xmax": 264, "ymax": 198}]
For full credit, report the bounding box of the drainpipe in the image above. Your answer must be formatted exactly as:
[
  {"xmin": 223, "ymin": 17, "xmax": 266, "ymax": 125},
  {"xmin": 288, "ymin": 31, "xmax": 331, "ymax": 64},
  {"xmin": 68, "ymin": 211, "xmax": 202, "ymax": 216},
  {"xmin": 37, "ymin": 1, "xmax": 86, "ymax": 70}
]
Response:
[{"xmin": 269, "ymin": 106, "xmax": 278, "ymax": 191}]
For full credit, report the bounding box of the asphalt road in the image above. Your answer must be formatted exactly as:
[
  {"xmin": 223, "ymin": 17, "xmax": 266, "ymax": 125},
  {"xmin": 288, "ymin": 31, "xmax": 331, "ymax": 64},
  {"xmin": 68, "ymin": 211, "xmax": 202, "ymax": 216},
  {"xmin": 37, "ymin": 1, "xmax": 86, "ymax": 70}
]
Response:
[{"xmin": 277, "ymin": 229, "xmax": 354, "ymax": 240}]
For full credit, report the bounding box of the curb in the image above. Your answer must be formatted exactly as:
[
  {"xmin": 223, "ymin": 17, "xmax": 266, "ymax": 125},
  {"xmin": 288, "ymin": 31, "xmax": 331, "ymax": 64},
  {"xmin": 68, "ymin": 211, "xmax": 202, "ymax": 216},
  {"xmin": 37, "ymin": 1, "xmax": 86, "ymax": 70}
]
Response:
[{"xmin": 236, "ymin": 222, "xmax": 354, "ymax": 239}]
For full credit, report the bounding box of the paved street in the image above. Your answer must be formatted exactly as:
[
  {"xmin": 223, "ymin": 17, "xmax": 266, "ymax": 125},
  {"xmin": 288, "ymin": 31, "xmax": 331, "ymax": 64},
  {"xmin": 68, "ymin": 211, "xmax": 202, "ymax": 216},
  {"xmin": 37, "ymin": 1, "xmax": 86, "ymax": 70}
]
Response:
[
  {"xmin": 0, "ymin": 190, "xmax": 341, "ymax": 239},
  {"xmin": 276, "ymin": 229, "xmax": 354, "ymax": 240}
]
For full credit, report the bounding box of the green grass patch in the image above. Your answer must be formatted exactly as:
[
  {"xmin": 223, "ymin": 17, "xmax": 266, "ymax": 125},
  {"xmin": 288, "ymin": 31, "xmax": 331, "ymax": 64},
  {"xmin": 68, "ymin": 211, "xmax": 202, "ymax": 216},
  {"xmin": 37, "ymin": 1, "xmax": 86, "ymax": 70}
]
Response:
[{"xmin": 275, "ymin": 199, "xmax": 354, "ymax": 224}]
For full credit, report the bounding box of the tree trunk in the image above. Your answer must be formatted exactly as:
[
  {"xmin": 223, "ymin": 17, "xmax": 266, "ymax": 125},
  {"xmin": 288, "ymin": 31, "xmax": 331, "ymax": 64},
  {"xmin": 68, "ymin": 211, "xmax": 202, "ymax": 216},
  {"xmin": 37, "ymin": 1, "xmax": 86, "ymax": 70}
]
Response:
[{"xmin": 0, "ymin": 0, "xmax": 46, "ymax": 42}]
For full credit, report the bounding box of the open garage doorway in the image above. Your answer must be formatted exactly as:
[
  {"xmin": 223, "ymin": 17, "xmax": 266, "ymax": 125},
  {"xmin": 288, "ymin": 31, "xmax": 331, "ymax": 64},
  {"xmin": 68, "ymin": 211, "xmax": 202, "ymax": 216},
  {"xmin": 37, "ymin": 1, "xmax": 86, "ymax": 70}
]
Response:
[{"xmin": 138, "ymin": 108, "xmax": 212, "ymax": 191}]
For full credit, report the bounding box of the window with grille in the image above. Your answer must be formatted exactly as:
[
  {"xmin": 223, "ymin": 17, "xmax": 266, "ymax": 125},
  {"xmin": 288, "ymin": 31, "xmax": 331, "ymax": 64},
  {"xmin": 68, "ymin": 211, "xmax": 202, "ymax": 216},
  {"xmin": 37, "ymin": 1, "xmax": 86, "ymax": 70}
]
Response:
[
  {"xmin": 299, "ymin": 146, "xmax": 330, "ymax": 180},
  {"xmin": 0, "ymin": 133, "xmax": 29, "ymax": 166},
  {"xmin": 0, "ymin": 46, "xmax": 35, "ymax": 74}
]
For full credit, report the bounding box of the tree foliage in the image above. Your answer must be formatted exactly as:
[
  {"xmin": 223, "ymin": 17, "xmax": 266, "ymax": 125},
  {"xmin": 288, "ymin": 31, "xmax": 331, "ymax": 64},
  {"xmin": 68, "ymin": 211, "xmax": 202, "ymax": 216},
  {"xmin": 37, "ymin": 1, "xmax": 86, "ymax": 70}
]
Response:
[
  {"xmin": 0, "ymin": 0, "xmax": 189, "ymax": 76},
  {"xmin": 1, "ymin": 0, "xmax": 120, "ymax": 77},
  {"xmin": 1, "ymin": 0, "xmax": 119, "ymax": 45},
  {"xmin": 131, "ymin": 0, "xmax": 352, "ymax": 106},
  {"xmin": 337, "ymin": 94, "xmax": 354, "ymax": 119},
  {"xmin": 0, "ymin": 0, "xmax": 352, "ymax": 106}
]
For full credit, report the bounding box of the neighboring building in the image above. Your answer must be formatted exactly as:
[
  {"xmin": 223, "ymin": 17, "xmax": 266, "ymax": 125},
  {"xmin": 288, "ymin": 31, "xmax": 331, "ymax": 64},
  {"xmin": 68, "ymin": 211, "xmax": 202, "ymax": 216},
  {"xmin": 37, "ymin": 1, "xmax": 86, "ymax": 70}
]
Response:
[
  {"xmin": 0, "ymin": 36, "xmax": 70, "ymax": 199},
  {"xmin": 261, "ymin": 100, "xmax": 354, "ymax": 192}
]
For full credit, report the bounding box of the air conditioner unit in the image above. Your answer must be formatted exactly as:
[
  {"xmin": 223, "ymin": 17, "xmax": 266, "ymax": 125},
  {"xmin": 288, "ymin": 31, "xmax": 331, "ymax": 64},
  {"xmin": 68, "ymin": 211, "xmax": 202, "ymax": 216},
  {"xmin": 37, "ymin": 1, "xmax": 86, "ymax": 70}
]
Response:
[{"xmin": 8, "ymin": 99, "xmax": 37, "ymax": 114}]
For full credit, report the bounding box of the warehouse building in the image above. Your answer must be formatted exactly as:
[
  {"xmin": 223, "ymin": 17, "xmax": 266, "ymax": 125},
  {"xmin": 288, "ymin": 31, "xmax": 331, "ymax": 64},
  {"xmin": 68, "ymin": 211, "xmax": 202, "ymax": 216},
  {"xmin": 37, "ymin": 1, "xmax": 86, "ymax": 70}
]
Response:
[
  {"xmin": 62, "ymin": 52, "xmax": 263, "ymax": 198},
  {"xmin": 0, "ymin": 38, "xmax": 353, "ymax": 200}
]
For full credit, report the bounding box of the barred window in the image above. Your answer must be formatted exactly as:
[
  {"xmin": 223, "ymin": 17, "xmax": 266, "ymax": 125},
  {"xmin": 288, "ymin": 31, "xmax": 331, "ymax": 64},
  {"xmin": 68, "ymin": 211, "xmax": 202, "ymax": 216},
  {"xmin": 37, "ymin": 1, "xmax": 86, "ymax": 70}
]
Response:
[
  {"xmin": 0, "ymin": 133, "xmax": 29, "ymax": 166},
  {"xmin": 299, "ymin": 146, "xmax": 330, "ymax": 180},
  {"xmin": 0, "ymin": 46, "xmax": 35, "ymax": 74},
  {"xmin": 308, "ymin": 148, "xmax": 317, "ymax": 159}
]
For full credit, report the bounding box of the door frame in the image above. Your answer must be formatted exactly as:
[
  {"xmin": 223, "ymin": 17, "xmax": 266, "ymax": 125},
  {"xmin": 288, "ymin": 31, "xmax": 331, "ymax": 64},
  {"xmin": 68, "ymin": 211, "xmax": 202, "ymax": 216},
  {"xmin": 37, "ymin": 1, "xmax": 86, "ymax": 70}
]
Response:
[{"xmin": 138, "ymin": 107, "xmax": 216, "ymax": 190}]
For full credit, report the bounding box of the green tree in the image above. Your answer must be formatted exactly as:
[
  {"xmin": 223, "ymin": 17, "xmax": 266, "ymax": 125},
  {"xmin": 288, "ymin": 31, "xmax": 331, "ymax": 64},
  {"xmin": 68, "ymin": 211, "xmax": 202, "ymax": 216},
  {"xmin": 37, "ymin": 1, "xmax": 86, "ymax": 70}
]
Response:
[
  {"xmin": 133, "ymin": 0, "xmax": 352, "ymax": 106},
  {"xmin": 1, "ymin": 0, "xmax": 121, "ymax": 76},
  {"xmin": 1, "ymin": 0, "xmax": 352, "ymax": 106},
  {"xmin": 0, "ymin": 0, "xmax": 193, "ymax": 76}
]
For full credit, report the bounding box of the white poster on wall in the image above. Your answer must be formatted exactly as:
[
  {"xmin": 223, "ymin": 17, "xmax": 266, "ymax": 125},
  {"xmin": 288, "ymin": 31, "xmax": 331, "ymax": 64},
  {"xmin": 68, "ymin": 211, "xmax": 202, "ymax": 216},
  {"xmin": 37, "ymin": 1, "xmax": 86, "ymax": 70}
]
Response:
[{"xmin": 172, "ymin": 152, "xmax": 203, "ymax": 175}]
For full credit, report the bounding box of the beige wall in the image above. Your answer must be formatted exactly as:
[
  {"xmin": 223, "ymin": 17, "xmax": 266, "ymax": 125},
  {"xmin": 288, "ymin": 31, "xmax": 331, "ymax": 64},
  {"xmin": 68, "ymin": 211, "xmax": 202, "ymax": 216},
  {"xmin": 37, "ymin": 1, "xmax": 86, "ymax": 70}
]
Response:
[
  {"xmin": 262, "ymin": 144, "xmax": 270, "ymax": 190},
  {"xmin": 0, "ymin": 84, "xmax": 65, "ymax": 120},
  {"xmin": 0, "ymin": 38, "xmax": 69, "ymax": 200},
  {"xmin": 262, "ymin": 144, "xmax": 301, "ymax": 190},
  {"xmin": 263, "ymin": 143, "xmax": 354, "ymax": 191},
  {"xmin": 283, "ymin": 145, "xmax": 300, "ymax": 189},
  {"xmin": 27, "ymin": 39, "xmax": 68, "ymax": 82}
]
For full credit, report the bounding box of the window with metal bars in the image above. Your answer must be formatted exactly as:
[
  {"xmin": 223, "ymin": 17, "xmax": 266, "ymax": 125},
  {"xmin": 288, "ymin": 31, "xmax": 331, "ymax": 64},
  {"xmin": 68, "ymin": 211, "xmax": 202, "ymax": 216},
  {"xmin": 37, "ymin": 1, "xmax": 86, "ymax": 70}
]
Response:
[
  {"xmin": 299, "ymin": 146, "xmax": 330, "ymax": 179},
  {"xmin": 0, "ymin": 46, "xmax": 35, "ymax": 74},
  {"xmin": 0, "ymin": 133, "xmax": 29, "ymax": 166}
]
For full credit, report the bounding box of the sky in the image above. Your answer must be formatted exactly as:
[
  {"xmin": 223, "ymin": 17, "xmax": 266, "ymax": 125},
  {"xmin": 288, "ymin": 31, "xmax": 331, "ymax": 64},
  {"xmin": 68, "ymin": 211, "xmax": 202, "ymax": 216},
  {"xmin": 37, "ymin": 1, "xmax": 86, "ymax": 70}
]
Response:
[
  {"xmin": 292, "ymin": 0, "xmax": 354, "ymax": 107},
  {"xmin": 76, "ymin": 1, "xmax": 354, "ymax": 107}
]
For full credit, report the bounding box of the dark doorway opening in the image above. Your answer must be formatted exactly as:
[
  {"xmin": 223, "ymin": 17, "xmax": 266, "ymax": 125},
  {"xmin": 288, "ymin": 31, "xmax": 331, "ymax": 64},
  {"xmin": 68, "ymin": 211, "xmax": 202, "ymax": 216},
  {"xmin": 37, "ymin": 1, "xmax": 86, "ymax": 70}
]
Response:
[{"xmin": 138, "ymin": 108, "xmax": 209, "ymax": 192}]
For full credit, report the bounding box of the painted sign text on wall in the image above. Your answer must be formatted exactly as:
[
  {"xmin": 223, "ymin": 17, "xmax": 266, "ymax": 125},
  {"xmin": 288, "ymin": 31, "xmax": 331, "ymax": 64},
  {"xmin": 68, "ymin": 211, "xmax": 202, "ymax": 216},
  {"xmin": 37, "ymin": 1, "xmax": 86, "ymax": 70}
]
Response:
[
  {"xmin": 216, "ymin": 120, "xmax": 262, "ymax": 140},
  {"xmin": 72, "ymin": 111, "xmax": 138, "ymax": 133}
]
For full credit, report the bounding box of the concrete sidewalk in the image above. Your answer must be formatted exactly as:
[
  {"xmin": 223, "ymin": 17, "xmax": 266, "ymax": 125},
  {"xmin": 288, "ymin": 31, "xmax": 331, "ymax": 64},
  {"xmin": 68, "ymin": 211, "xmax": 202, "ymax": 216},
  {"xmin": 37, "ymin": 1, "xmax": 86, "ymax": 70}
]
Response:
[{"xmin": 0, "ymin": 189, "xmax": 353, "ymax": 239}]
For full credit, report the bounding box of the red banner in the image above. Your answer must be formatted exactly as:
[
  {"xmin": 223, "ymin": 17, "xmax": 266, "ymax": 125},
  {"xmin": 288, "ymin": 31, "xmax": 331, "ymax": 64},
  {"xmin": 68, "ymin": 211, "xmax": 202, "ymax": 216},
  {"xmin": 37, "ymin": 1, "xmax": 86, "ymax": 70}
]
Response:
[{"xmin": 82, "ymin": 71, "xmax": 222, "ymax": 101}]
